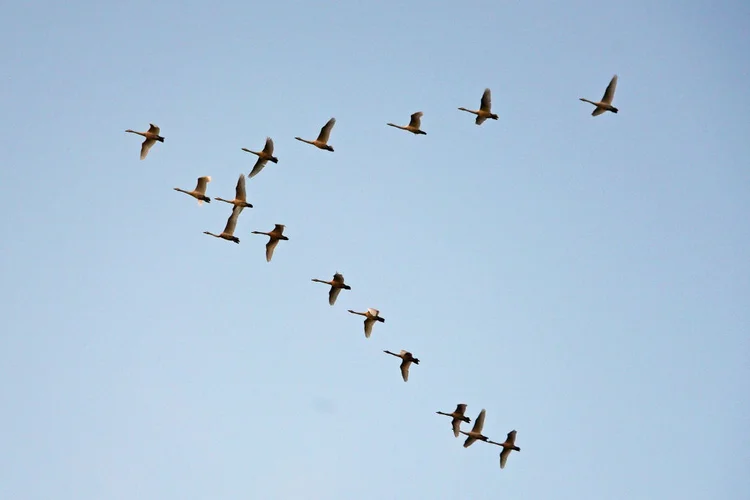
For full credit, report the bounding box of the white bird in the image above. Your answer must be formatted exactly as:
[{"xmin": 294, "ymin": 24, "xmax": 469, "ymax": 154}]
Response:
[
  {"xmin": 251, "ymin": 224, "xmax": 289, "ymax": 262},
  {"xmin": 383, "ymin": 349, "xmax": 420, "ymax": 382},
  {"xmin": 387, "ymin": 112, "xmax": 426, "ymax": 135},
  {"xmin": 173, "ymin": 176, "xmax": 211, "ymax": 205},
  {"xmin": 458, "ymin": 89, "xmax": 498, "ymax": 125},
  {"xmin": 436, "ymin": 404, "xmax": 472, "ymax": 437},
  {"xmin": 488, "ymin": 430, "xmax": 521, "ymax": 469},
  {"xmin": 311, "ymin": 272, "xmax": 351, "ymax": 305},
  {"xmin": 347, "ymin": 308, "xmax": 385, "ymax": 338},
  {"xmin": 295, "ymin": 118, "xmax": 336, "ymax": 152},
  {"xmin": 580, "ymin": 75, "xmax": 619, "ymax": 116},
  {"xmin": 242, "ymin": 137, "xmax": 278, "ymax": 178},
  {"xmin": 459, "ymin": 409, "xmax": 496, "ymax": 447},
  {"xmin": 215, "ymin": 174, "xmax": 253, "ymax": 215},
  {"xmin": 204, "ymin": 206, "xmax": 241, "ymax": 244},
  {"xmin": 125, "ymin": 123, "xmax": 164, "ymax": 160}
]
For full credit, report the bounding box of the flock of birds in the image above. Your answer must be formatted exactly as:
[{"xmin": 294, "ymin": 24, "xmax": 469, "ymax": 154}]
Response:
[{"xmin": 124, "ymin": 74, "xmax": 620, "ymax": 471}]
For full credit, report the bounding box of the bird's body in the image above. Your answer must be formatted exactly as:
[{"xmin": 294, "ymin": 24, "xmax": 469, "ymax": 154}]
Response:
[
  {"xmin": 347, "ymin": 308, "xmax": 385, "ymax": 338},
  {"xmin": 242, "ymin": 137, "xmax": 278, "ymax": 178},
  {"xmin": 459, "ymin": 409, "xmax": 494, "ymax": 447},
  {"xmin": 488, "ymin": 430, "xmax": 521, "ymax": 469},
  {"xmin": 215, "ymin": 174, "xmax": 254, "ymax": 212},
  {"xmin": 251, "ymin": 224, "xmax": 288, "ymax": 262},
  {"xmin": 387, "ymin": 111, "xmax": 426, "ymax": 135},
  {"xmin": 311, "ymin": 272, "xmax": 351, "ymax": 305},
  {"xmin": 383, "ymin": 349, "xmax": 420, "ymax": 382},
  {"xmin": 204, "ymin": 206, "xmax": 241, "ymax": 244},
  {"xmin": 580, "ymin": 75, "xmax": 619, "ymax": 116},
  {"xmin": 436, "ymin": 403, "xmax": 472, "ymax": 437},
  {"xmin": 458, "ymin": 89, "xmax": 498, "ymax": 125},
  {"xmin": 174, "ymin": 176, "xmax": 211, "ymax": 204},
  {"xmin": 295, "ymin": 117, "xmax": 336, "ymax": 152},
  {"xmin": 125, "ymin": 123, "xmax": 164, "ymax": 160}
]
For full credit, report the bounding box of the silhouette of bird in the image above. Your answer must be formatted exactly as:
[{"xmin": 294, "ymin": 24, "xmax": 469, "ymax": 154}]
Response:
[{"xmin": 580, "ymin": 75, "xmax": 619, "ymax": 116}]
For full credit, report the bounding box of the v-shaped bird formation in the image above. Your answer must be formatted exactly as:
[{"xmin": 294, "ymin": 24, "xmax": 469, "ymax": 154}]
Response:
[{"xmin": 125, "ymin": 74, "xmax": 619, "ymax": 471}]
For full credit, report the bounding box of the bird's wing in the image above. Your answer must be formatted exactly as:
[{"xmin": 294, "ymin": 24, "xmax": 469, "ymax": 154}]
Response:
[
  {"xmin": 332, "ymin": 273, "xmax": 344, "ymax": 284},
  {"xmin": 148, "ymin": 124, "xmax": 160, "ymax": 134},
  {"xmin": 500, "ymin": 448, "xmax": 512, "ymax": 469},
  {"xmin": 367, "ymin": 308, "xmax": 379, "ymax": 316},
  {"xmin": 140, "ymin": 138, "xmax": 156, "ymax": 160},
  {"xmin": 317, "ymin": 117, "xmax": 336, "ymax": 143},
  {"xmin": 456, "ymin": 403, "xmax": 467, "ymax": 415},
  {"xmin": 463, "ymin": 435, "xmax": 477, "ymax": 448},
  {"xmin": 452, "ymin": 418, "xmax": 461, "ymax": 437},
  {"xmin": 480, "ymin": 88, "xmax": 492, "ymax": 111},
  {"xmin": 249, "ymin": 158, "xmax": 267, "ymax": 178},
  {"xmin": 264, "ymin": 136, "xmax": 274, "ymax": 154},
  {"xmin": 235, "ymin": 173, "xmax": 246, "ymax": 201},
  {"xmin": 471, "ymin": 409, "xmax": 486, "ymax": 433},
  {"xmin": 400, "ymin": 359, "xmax": 411, "ymax": 382},
  {"xmin": 266, "ymin": 238, "xmax": 280, "ymax": 262},
  {"xmin": 506, "ymin": 430, "xmax": 517, "ymax": 445},
  {"xmin": 601, "ymin": 75, "xmax": 618, "ymax": 104},
  {"xmin": 364, "ymin": 318, "xmax": 375, "ymax": 338},
  {"xmin": 195, "ymin": 176, "xmax": 210, "ymax": 194},
  {"xmin": 328, "ymin": 286, "xmax": 342, "ymax": 306},
  {"xmin": 223, "ymin": 206, "xmax": 241, "ymax": 235},
  {"xmin": 274, "ymin": 224, "xmax": 285, "ymax": 234},
  {"xmin": 408, "ymin": 111, "xmax": 423, "ymax": 128},
  {"xmin": 591, "ymin": 106, "xmax": 607, "ymax": 117},
  {"xmin": 475, "ymin": 115, "xmax": 488, "ymax": 125}
]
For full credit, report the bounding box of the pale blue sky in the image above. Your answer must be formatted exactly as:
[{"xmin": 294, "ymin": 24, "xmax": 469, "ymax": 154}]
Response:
[{"xmin": 1, "ymin": 1, "xmax": 748, "ymax": 499}]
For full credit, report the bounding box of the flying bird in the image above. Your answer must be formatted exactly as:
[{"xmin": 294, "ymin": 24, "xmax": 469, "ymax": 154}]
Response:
[
  {"xmin": 125, "ymin": 123, "xmax": 164, "ymax": 160},
  {"xmin": 251, "ymin": 224, "xmax": 289, "ymax": 262},
  {"xmin": 173, "ymin": 176, "xmax": 211, "ymax": 205},
  {"xmin": 458, "ymin": 88, "xmax": 498, "ymax": 125},
  {"xmin": 347, "ymin": 308, "xmax": 385, "ymax": 338},
  {"xmin": 215, "ymin": 174, "xmax": 253, "ymax": 214},
  {"xmin": 387, "ymin": 111, "xmax": 426, "ymax": 135},
  {"xmin": 295, "ymin": 117, "xmax": 336, "ymax": 152},
  {"xmin": 311, "ymin": 272, "xmax": 351, "ymax": 305},
  {"xmin": 204, "ymin": 206, "xmax": 241, "ymax": 244},
  {"xmin": 242, "ymin": 137, "xmax": 278, "ymax": 178},
  {"xmin": 488, "ymin": 430, "xmax": 521, "ymax": 469},
  {"xmin": 383, "ymin": 349, "xmax": 420, "ymax": 382},
  {"xmin": 459, "ymin": 409, "xmax": 495, "ymax": 448},
  {"xmin": 436, "ymin": 404, "xmax": 472, "ymax": 437},
  {"xmin": 579, "ymin": 75, "xmax": 619, "ymax": 116}
]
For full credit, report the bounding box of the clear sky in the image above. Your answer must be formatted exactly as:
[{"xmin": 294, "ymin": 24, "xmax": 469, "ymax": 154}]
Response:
[{"xmin": 1, "ymin": 1, "xmax": 748, "ymax": 499}]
